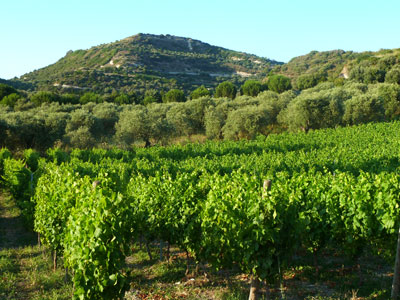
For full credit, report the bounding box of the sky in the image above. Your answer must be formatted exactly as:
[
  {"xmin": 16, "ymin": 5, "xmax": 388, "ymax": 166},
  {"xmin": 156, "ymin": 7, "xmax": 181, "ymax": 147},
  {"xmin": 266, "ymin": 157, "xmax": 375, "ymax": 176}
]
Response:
[{"xmin": 1, "ymin": 0, "xmax": 400, "ymax": 79}]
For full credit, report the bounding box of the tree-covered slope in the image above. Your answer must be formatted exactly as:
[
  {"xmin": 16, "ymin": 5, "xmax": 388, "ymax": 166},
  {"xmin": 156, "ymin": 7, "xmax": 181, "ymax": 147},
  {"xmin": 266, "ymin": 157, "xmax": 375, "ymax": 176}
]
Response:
[
  {"xmin": 19, "ymin": 34, "xmax": 281, "ymax": 94},
  {"xmin": 273, "ymin": 48, "xmax": 400, "ymax": 89}
]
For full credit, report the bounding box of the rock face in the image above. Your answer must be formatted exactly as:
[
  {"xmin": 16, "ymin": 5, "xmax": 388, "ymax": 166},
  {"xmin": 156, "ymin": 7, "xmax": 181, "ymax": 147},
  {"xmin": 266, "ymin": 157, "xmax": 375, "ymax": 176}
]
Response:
[
  {"xmin": 339, "ymin": 66, "xmax": 350, "ymax": 79},
  {"xmin": 18, "ymin": 33, "xmax": 282, "ymax": 93}
]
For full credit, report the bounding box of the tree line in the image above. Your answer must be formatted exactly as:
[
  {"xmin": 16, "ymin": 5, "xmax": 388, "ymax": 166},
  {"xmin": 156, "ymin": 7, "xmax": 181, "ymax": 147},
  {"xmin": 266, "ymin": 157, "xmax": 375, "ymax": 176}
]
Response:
[
  {"xmin": 1, "ymin": 79, "xmax": 400, "ymax": 151},
  {"xmin": 0, "ymin": 74, "xmax": 292, "ymax": 108}
]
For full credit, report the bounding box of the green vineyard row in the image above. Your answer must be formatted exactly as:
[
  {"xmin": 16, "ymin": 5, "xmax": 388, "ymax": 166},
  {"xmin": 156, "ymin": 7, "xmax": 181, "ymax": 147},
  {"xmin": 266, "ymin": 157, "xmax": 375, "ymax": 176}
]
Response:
[{"xmin": 1, "ymin": 121, "xmax": 400, "ymax": 299}]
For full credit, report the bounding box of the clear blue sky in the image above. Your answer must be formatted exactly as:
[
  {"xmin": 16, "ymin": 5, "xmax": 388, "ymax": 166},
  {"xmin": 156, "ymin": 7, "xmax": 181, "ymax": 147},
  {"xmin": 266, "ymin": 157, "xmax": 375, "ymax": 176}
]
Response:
[{"xmin": 1, "ymin": 0, "xmax": 399, "ymax": 79}]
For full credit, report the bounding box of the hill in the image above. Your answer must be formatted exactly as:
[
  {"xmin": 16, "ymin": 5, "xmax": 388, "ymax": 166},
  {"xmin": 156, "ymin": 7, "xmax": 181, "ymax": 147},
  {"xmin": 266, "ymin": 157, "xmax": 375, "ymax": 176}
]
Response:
[
  {"xmin": 18, "ymin": 33, "xmax": 281, "ymax": 94},
  {"xmin": 272, "ymin": 48, "xmax": 400, "ymax": 88}
]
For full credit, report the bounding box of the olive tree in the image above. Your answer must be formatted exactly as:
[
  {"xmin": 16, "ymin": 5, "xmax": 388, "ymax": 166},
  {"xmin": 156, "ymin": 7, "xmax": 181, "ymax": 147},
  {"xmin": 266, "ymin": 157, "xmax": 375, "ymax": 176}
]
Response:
[
  {"xmin": 278, "ymin": 88, "xmax": 348, "ymax": 132},
  {"xmin": 115, "ymin": 106, "xmax": 152, "ymax": 147},
  {"xmin": 222, "ymin": 105, "xmax": 272, "ymax": 140},
  {"xmin": 343, "ymin": 94, "xmax": 384, "ymax": 125},
  {"xmin": 64, "ymin": 109, "xmax": 97, "ymax": 148}
]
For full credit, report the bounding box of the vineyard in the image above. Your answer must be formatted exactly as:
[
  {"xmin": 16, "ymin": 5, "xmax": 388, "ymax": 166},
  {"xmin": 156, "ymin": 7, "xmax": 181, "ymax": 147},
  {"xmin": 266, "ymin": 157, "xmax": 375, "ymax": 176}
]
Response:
[{"xmin": 1, "ymin": 121, "xmax": 400, "ymax": 299}]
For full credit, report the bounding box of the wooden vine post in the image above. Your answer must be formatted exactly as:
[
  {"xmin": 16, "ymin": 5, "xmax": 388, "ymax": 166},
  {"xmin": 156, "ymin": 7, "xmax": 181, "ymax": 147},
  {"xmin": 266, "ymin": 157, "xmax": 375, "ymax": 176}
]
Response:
[
  {"xmin": 391, "ymin": 225, "xmax": 400, "ymax": 299},
  {"xmin": 249, "ymin": 277, "xmax": 261, "ymax": 300},
  {"xmin": 53, "ymin": 250, "xmax": 57, "ymax": 271},
  {"xmin": 249, "ymin": 179, "xmax": 272, "ymax": 300}
]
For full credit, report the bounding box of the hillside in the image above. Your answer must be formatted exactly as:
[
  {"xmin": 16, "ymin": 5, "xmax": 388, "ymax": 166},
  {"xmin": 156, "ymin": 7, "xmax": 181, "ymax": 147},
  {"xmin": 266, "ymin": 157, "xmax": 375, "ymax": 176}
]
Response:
[
  {"xmin": 272, "ymin": 48, "xmax": 400, "ymax": 88},
  {"xmin": 10, "ymin": 35, "xmax": 400, "ymax": 95},
  {"xmin": 18, "ymin": 33, "xmax": 281, "ymax": 94}
]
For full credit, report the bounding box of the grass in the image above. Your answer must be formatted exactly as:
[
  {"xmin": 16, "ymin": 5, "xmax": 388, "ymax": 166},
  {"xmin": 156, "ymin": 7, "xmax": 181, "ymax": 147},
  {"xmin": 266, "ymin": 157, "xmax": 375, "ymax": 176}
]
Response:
[
  {"xmin": 123, "ymin": 242, "xmax": 393, "ymax": 299},
  {"xmin": 0, "ymin": 189, "xmax": 395, "ymax": 299},
  {"xmin": 0, "ymin": 190, "xmax": 72, "ymax": 300}
]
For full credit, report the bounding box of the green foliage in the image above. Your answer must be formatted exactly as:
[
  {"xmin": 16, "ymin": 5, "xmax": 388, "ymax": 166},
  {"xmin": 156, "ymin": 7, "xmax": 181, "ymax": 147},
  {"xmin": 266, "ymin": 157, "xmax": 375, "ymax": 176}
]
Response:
[
  {"xmin": 190, "ymin": 85, "xmax": 211, "ymax": 99},
  {"xmin": 2, "ymin": 158, "xmax": 34, "ymax": 225},
  {"xmin": 115, "ymin": 106, "xmax": 151, "ymax": 146},
  {"xmin": 166, "ymin": 104, "xmax": 196, "ymax": 136},
  {"xmin": 201, "ymin": 171, "xmax": 303, "ymax": 280},
  {"xmin": 91, "ymin": 103, "xmax": 121, "ymax": 138},
  {"xmin": 296, "ymin": 72, "xmax": 327, "ymax": 90},
  {"xmin": 4, "ymin": 77, "xmax": 400, "ymax": 151},
  {"xmin": 166, "ymin": 98, "xmax": 212, "ymax": 137},
  {"xmin": 113, "ymin": 93, "xmax": 132, "ymax": 105},
  {"xmin": 267, "ymin": 75, "xmax": 292, "ymax": 93},
  {"xmin": 364, "ymin": 67, "xmax": 386, "ymax": 84},
  {"xmin": 343, "ymin": 94, "xmax": 385, "ymax": 125},
  {"xmin": 60, "ymin": 93, "xmax": 80, "ymax": 104},
  {"xmin": 20, "ymin": 34, "xmax": 277, "ymax": 96},
  {"xmin": 23, "ymin": 149, "xmax": 40, "ymax": 172},
  {"xmin": 0, "ymin": 93, "xmax": 23, "ymax": 107},
  {"xmin": 163, "ymin": 89, "xmax": 186, "ymax": 103},
  {"xmin": 64, "ymin": 109, "xmax": 98, "ymax": 148},
  {"xmin": 204, "ymin": 107, "xmax": 224, "ymax": 139},
  {"xmin": 372, "ymin": 83, "xmax": 400, "ymax": 120},
  {"xmin": 0, "ymin": 83, "xmax": 17, "ymax": 101},
  {"xmin": 385, "ymin": 66, "xmax": 400, "ymax": 85},
  {"xmin": 30, "ymin": 91, "xmax": 60, "ymax": 106},
  {"xmin": 46, "ymin": 148, "xmax": 70, "ymax": 164},
  {"xmin": 143, "ymin": 89, "xmax": 162, "ymax": 105},
  {"xmin": 79, "ymin": 92, "xmax": 103, "ymax": 104},
  {"xmin": 127, "ymin": 170, "xmax": 206, "ymax": 258},
  {"xmin": 278, "ymin": 86, "xmax": 350, "ymax": 131},
  {"xmin": 350, "ymin": 66, "xmax": 386, "ymax": 84},
  {"xmin": 222, "ymin": 106, "xmax": 272, "ymax": 140},
  {"xmin": 240, "ymin": 80, "xmax": 264, "ymax": 96},
  {"xmin": 5, "ymin": 119, "xmax": 400, "ymax": 299},
  {"xmin": 0, "ymin": 148, "xmax": 12, "ymax": 179},
  {"xmin": 1, "ymin": 110, "xmax": 65, "ymax": 150},
  {"xmin": 142, "ymin": 95, "xmax": 158, "ymax": 105},
  {"xmin": 34, "ymin": 164, "xmax": 88, "ymax": 253},
  {"xmin": 215, "ymin": 81, "xmax": 237, "ymax": 99},
  {"xmin": 64, "ymin": 184, "xmax": 130, "ymax": 299}
]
